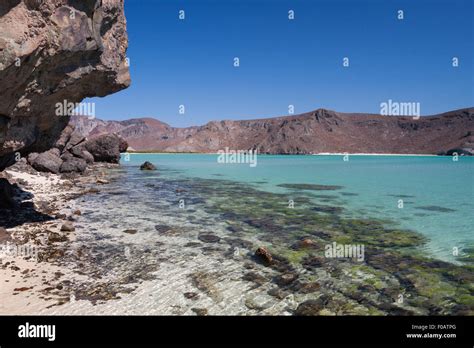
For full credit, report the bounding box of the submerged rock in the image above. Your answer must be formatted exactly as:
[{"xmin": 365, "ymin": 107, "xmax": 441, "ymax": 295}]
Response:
[
  {"xmin": 154, "ymin": 225, "xmax": 172, "ymax": 234},
  {"xmin": 198, "ymin": 234, "xmax": 221, "ymax": 243},
  {"xmin": 191, "ymin": 308, "xmax": 208, "ymax": 316},
  {"xmin": 255, "ymin": 247, "xmax": 273, "ymax": 266},
  {"xmin": 242, "ymin": 272, "xmax": 268, "ymax": 286},
  {"xmin": 277, "ymin": 183, "xmax": 343, "ymax": 191},
  {"xmin": 140, "ymin": 161, "xmax": 157, "ymax": 170},
  {"xmin": 295, "ymin": 295, "xmax": 331, "ymax": 316},
  {"xmin": 274, "ymin": 273, "xmax": 299, "ymax": 286},
  {"xmin": 415, "ymin": 205, "xmax": 455, "ymax": 213},
  {"xmin": 291, "ymin": 238, "xmax": 318, "ymax": 250}
]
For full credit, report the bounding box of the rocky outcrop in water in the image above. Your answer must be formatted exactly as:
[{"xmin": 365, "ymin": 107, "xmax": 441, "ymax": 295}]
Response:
[
  {"xmin": 140, "ymin": 161, "xmax": 156, "ymax": 170},
  {"xmin": 0, "ymin": 0, "xmax": 130, "ymax": 170}
]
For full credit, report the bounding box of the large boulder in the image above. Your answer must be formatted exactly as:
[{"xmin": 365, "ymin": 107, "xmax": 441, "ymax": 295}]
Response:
[
  {"xmin": 0, "ymin": 0, "xmax": 131, "ymax": 170},
  {"xmin": 60, "ymin": 157, "xmax": 87, "ymax": 173},
  {"xmin": 29, "ymin": 148, "xmax": 63, "ymax": 174},
  {"xmin": 85, "ymin": 134, "xmax": 128, "ymax": 163}
]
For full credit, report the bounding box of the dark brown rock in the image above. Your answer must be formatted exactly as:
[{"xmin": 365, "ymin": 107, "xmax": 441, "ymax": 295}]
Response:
[
  {"xmin": 255, "ymin": 247, "xmax": 273, "ymax": 265},
  {"xmin": 85, "ymin": 134, "xmax": 128, "ymax": 163},
  {"xmin": 191, "ymin": 308, "xmax": 208, "ymax": 316},
  {"xmin": 291, "ymin": 238, "xmax": 318, "ymax": 250},
  {"xmin": 295, "ymin": 295, "xmax": 331, "ymax": 316},
  {"xmin": 140, "ymin": 161, "xmax": 156, "ymax": 170},
  {"xmin": 48, "ymin": 232, "xmax": 68, "ymax": 243},
  {"xmin": 183, "ymin": 292, "xmax": 199, "ymax": 300},
  {"xmin": 274, "ymin": 273, "xmax": 298, "ymax": 286}
]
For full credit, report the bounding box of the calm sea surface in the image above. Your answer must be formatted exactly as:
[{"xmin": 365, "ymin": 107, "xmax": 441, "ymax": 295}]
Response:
[{"xmin": 121, "ymin": 154, "xmax": 474, "ymax": 263}]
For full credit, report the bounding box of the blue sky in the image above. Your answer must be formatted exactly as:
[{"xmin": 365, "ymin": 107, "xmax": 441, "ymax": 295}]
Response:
[{"xmin": 89, "ymin": 0, "xmax": 473, "ymax": 127}]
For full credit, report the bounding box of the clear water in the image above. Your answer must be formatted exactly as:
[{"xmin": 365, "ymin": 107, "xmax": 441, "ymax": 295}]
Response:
[{"xmin": 122, "ymin": 154, "xmax": 474, "ymax": 263}]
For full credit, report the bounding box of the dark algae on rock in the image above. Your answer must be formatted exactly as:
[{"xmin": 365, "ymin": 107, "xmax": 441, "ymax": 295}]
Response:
[{"xmin": 183, "ymin": 177, "xmax": 473, "ymax": 315}]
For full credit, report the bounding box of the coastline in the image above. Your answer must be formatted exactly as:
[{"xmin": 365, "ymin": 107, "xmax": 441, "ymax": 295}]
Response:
[
  {"xmin": 126, "ymin": 151, "xmax": 442, "ymax": 157},
  {"xmin": 1, "ymin": 158, "xmax": 473, "ymax": 315},
  {"xmin": 0, "ymin": 163, "xmax": 119, "ymax": 314}
]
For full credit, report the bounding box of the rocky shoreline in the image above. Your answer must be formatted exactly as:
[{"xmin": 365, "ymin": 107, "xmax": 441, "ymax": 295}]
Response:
[
  {"xmin": 0, "ymin": 163, "xmax": 283, "ymax": 315},
  {"xmin": 0, "ymin": 160, "xmax": 121, "ymax": 313},
  {"xmin": 2, "ymin": 156, "xmax": 472, "ymax": 315},
  {"xmin": 1, "ymin": 126, "xmax": 473, "ymax": 315}
]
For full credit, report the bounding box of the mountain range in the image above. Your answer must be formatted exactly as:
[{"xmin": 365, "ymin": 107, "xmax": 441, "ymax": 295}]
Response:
[{"xmin": 70, "ymin": 107, "xmax": 474, "ymax": 155}]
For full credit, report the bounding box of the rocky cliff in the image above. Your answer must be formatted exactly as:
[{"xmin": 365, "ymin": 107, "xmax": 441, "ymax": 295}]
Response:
[
  {"xmin": 0, "ymin": 0, "xmax": 130, "ymax": 170},
  {"xmin": 71, "ymin": 107, "xmax": 474, "ymax": 155}
]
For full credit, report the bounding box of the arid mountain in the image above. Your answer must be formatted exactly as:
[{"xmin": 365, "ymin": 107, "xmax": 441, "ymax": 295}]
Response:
[{"xmin": 71, "ymin": 107, "xmax": 474, "ymax": 154}]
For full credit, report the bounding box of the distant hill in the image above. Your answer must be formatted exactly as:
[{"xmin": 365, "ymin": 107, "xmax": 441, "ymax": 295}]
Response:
[{"xmin": 70, "ymin": 107, "xmax": 474, "ymax": 154}]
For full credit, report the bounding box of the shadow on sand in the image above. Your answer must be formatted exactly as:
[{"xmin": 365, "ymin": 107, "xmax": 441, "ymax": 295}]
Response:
[{"xmin": 0, "ymin": 178, "xmax": 53, "ymax": 228}]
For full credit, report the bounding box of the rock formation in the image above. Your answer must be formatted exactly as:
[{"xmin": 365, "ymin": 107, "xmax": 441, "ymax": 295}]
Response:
[
  {"xmin": 139, "ymin": 161, "xmax": 156, "ymax": 170},
  {"xmin": 84, "ymin": 133, "xmax": 126, "ymax": 163},
  {"xmin": 70, "ymin": 107, "xmax": 474, "ymax": 155},
  {"xmin": 27, "ymin": 125, "xmax": 128, "ymax": 173},
  {"xmin": 0, "ymin": 0, "xmax": 130, "ymax": 170}
]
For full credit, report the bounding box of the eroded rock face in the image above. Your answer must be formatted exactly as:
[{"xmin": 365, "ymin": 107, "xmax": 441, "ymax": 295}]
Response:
[{"xmin": 0, "ymin": 0, "xmax": 130, "ymax": 170}]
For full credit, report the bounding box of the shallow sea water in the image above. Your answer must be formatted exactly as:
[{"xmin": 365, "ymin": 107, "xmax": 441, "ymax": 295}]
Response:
[
  {"xmin": 41, "ymin": 154, "xmax": 473, "ymax": 315},
  {"xmin": 123, "ymin": 154, "xmax": 474, "ymax": 263}
]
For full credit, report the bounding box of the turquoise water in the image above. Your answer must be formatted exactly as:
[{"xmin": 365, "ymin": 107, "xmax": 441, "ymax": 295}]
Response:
[{"xmin": 122, "ymin": 154, "xmax": 474, "ymax": 263}]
